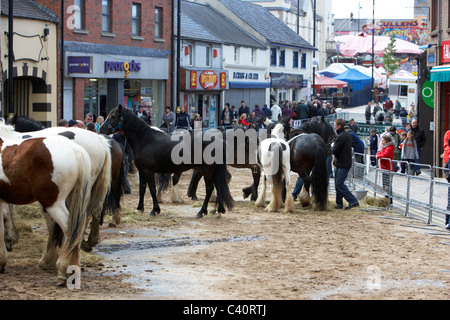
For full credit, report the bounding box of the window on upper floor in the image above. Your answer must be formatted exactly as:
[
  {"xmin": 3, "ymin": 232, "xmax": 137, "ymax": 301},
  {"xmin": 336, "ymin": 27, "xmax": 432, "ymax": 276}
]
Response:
[
  {"xmin": 155, "ymin": 7, "xmax": 163, "ymax": 38},
  {"xmin": 102, "ymin": 0, "xmax": 111, "ymax": 33},
  {"xmin": 132, "ymin": 3, "xmax": 141, "ymax": 36},
  {"xmin": 187, "ymin": 44, "xmax": 194, "ymax": 66},
  {"xmin": 301, "ymin": 53, "xmax": 307, "ymax": 69},
  {"xmin": 234, "ymin": 47, "xmax": 239, "ymax": 63},
  {"xmin": 279, "ymin": 49, "xmax": 285, "ymax": 67},
  {"xmin": 251, "ymin": 49, "xmax": 256, "ymax": 65},
  {"xmin": 73, "ymin": 0, "xmax": 85, "ymax": 30},
  {"xmin": 270, "ymin": 47, "xmax": 277, "ymax": 66},
  {"xmin": 293, "ymin": 51, "xmax": 299, "ymax": 68},
  {"xmin": 206, "ymin": 45, "xmax": 212, "ymax": 67}
]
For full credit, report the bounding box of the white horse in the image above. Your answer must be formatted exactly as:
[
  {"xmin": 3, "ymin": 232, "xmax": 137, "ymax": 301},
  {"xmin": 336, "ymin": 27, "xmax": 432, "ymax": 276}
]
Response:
[{"xmin": 255, "ymin": 123, "xmax": 294, "ymax": 212}]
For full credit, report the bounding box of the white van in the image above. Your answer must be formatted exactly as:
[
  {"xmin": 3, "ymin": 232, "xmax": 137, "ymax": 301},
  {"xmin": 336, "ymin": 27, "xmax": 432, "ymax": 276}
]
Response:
[{"xmin": 388, "ymin": 71, "xmax": 417, "ymax": 111}]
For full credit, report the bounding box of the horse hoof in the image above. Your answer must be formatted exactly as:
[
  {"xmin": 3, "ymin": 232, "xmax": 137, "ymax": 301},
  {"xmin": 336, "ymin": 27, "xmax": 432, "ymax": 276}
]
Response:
[
  {"xmin": 196, "ymin": 213, "xmax": 204, "ymax": 219},
  {"xmin": 56, "ymin": 277, "xmax": 67, "ymax": 287},
  {"xmin": 135, "ymin": 208, "xmax": 144, "ymax": 213},
  {"xmin": 81, "ymin": 241, "xmax": 93, "ymax": 253}
]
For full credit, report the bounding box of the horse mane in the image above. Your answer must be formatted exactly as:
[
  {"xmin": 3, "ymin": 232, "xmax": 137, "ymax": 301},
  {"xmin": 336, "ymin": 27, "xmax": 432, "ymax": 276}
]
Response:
[
  {"xmin": 9, "ymin": 115, "xmax": 45, "ymax": 132},
  {"xmin": 271, "ymin": 123, "xmax": 285, "ymax": 139},
  {"xmin": 121, "ymin": 108, "xmax": 166, "ymax": 144}
]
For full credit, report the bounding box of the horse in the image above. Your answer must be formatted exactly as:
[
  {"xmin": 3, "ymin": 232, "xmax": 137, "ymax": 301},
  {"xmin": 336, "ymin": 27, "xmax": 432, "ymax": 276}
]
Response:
[
  {"xmin": 186, "ymin": 117, "xmax": 291, "ymax": 202},
  {"xmin": 4, "ymin": 115, "xmax": 115, "ymax": 252},
  {"xmin": 287, "ymin": 117, "xmax": 335, "ymax": 210},
  {"xmin": 0, "ymin": 132, "xmax": 91, "ymax": 286},
  {"xmin": 99, "ymin": 105, "xmax": 234, "ymax": 218},
  {"xmin": 255, "ymin": 123, "xmax": 294, "ymax": 212}
]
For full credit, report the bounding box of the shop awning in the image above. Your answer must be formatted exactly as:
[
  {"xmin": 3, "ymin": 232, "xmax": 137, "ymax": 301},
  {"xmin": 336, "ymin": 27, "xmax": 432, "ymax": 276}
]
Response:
[{"xmin": 430, "ymin": 64, "xmax": 450, "ymax": 82}]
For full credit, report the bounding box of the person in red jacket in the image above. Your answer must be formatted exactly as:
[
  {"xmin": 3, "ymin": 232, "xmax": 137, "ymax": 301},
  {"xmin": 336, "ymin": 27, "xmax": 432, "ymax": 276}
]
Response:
[
  {"xmin": 376, "ymin": 134, "xmax": 395, "ymax": 206},
  {"xmin": 443, "ymin": 130, "xmax": 450, "ymax": 229}
]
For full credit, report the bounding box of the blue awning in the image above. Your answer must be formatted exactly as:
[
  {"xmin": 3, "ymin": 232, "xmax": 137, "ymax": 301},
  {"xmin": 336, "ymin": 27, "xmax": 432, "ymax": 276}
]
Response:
[
  {"xmin": 229, "ymin": 81, "xmax": 270, "ymax": 89},
  {"xmin": 430, "ymin": 65, "xmax": 450, "ymax": 82}
]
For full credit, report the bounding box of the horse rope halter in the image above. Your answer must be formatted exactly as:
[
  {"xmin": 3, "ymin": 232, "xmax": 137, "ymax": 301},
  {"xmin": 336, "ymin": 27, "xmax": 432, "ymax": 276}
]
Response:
[{"xmin": 103, "ymin": 115, "xmax": 123, "ymax": 133}]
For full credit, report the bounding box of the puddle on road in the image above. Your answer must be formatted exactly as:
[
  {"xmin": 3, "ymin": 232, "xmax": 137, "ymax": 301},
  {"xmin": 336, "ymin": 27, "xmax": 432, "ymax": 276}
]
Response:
[{"xmin": 93, "ymin": 231, "xmax": 267, "ymax": 298}]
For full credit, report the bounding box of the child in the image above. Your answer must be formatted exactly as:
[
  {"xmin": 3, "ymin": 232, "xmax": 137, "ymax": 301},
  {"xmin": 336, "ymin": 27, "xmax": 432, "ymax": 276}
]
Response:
[
  {"xmin": 376, "ymin": 134, "xmax": 395, "ymax": 205},
  {"xmin": 401, "ymin": 130, "xmax": 419, "ymax": 175},
  {"xmin": 369, "ymin": 128, "xmax": 379, "ymax": 166},
  {"xmin": 399, "ymin": 131, "xmax": 407, "ymax": 173}
]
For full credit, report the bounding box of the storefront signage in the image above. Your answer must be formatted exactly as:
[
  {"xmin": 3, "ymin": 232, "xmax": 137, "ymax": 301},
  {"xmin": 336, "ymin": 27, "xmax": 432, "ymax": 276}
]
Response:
[
  {"xmin": 68, "ymin": 56, "xmax": 92, "ymax": 74},
  {"xmin": 442, "ymin": 40, "xmax": 450, "ymax": 64},
  {"xmin": 220, "ymin": 72, "xmax": 227, "ymax": 89},
  {"xmin": 270, "ymin": 73, "xmax": 304, "ymax": 89},
  {"xmin": 190, "ymin": 71, "xmax": 198, "ymax": 89},
  {"xmin": 232, "ymin": 72, "xmax": 259, "ymax": 80},
  {"xmin": 104, "ymin": 60, "xmax": 141, "ymax": 78},
  {"xmin": 199, "ymin": 70, "xmax": 218, "ymax": 89}
]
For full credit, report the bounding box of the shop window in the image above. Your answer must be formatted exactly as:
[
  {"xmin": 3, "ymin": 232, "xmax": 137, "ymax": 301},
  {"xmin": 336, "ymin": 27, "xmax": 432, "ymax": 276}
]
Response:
[{"xmin": 84, "ymin": 78, "xmax": 98, "ymax": 117}]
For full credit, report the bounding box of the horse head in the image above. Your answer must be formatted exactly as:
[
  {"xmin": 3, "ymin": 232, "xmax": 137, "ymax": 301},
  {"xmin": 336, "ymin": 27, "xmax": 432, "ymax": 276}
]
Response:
[{"xmin": 100, "ymin": 106, "xmax": 124, "ymax": 135}]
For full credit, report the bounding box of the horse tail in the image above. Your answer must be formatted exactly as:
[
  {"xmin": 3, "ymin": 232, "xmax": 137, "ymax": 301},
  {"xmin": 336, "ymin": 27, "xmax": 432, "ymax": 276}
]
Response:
[
  {"xmin": 100, "ymin": 148, "xmax": 125, "ymax": 225},
  {"xmin": 311, "ymin": 145, "xmax": 329, "ymax": 210},
  {"xmin": 65, "ymin": 147, "xmax": 91, "ymax": 252},
  {"xmin": 88, "ymin": 135, "xmax": 112, "ymax": 217},
  {"xmin": 213, "ymin": 164, "xmax": 234, "ymax": 211},
  {"xmin": 268, "ymin": 141, "xmax": 285, "ymax": 192},
  {"xmin": 157, "ymin": 173, "xmax": 172, "ymax": 193}
]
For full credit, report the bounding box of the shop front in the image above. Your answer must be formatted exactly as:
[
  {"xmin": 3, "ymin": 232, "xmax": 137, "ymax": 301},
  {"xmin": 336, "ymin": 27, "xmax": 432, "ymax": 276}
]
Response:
[
  {"xmin": 270, "ymin": 72, "xmax": 306, "ymax": 103},
  {"xmin": 226, "ymin": 69, "xmax": 270, "ymax": 110},
  {"xmin": 180, "ymin": 68, "xmax": 229, "ymax": 128},
  {"xmin": 65, "ymin": 52, "xmax": 169, "ymax": 124}
]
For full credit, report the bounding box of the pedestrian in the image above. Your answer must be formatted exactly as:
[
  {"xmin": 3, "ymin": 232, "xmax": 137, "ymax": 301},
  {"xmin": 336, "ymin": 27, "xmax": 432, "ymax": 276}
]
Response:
[
  {"xmin": 95, "ymin": 116, "xmax": 104, "ymax": 131},
  {"xmin": 262, "ymin": 104, "xmax": 272, "ymax": 119},
  {"xmin": 410, "ymin": 119, "xmax": 426, "ymax": 175},
  {"xmin": 384, "ymin": 96, "xmax": 393, "ymax": 112},
  {"xmin": 161, "ymin": 106, "xmax": 176, "ymax": 133},
  {"xmin": 331, "ymin": 118, "xmax": 359, "ymax": 210},
  {"xmin": 389, "ymin": 126, "xmax": 401, "ymax": 171},
  {"xmin": 376, "ymin": 134, "xmax": 395, "ymax": 205},
  {"xmin": 399, "ymin": 131, "xmax": 407, "ymax": 173},
  {"xmin": 238, "ymin": 101, "xmax": 250, "ymax": 118},
  {"xmin": 296, "ymin": 100, "xmax": 309, "ymax": 120},
  {"xmin": 442, "ymin": 129, "xmax": 450, "ymax": 229},
  {"xmin": 230, "ymin": 105, "xmax": 238, "ymax": 121},
  {"xmin": 221, "ymin": 103, "xmax": 232, "ymax": 127},
  {"xmin": 365, "ymin": 101, "xmax": 372, "ymax": 124},
  {"xmin": 281, "ymin": 102, "xmax": 292, "ymax": 120},
  {"xmin": 372, "ymin": 102, "xmax": 382, "ymax": 118},
  {"xmin": 384, "ymin": 109, "xmax": 394, "ymax": 124},
  {"xmin": 86, "ymin": 122, "xmax": 97, "ymax": 132},
  {"xmin": 68, "ymin": 119, "xmax": 78, "ymax": 127},
  {"xmin": 270, "ymin": 100, "xmax": 282, "ymax": 122},
  {"xmin": 252, "ymin": 104, "xmax": 265, "ymax": 120},
  {"xmin": 345, "ymin": 125, "xmax": 364, "ymax": 179},
  {"xmin": 369, "ymin": 128, "xmax": 379, "ymax": 166},
  {"xmin": 175, "ymin": 106, "xmax": 191, "ymax": 130},
  {"xmin": 401, "ymin": 130, "xmax": 419, "ymax": 175},
  {"xmin": 58, "ymin": 119, "xmax": 68, "ymax": 127},
  {"xmin": 85, "ymin": 112, "xmax": 94, "ymax": 125},
  {"xmin": 408, "ymin": 103, "xmax": 417, "ymax": 119},
  {"xmin": 136, "ymin": 105, "xmax": 150, "ymax": 124},
  {"xmin": 348, "ymin": 119, "xmax": 359, "ymax": 134},
  {"xmin": 394, "ymin": 99, "xmax": 402, "ymax": 118},
  {"xmin": 399, "ymin": 107, "xmax": 408, "ymax": 124},
  {"xmin": 239, "ymin": 113, "xmax": 250, "ymax": 126}
]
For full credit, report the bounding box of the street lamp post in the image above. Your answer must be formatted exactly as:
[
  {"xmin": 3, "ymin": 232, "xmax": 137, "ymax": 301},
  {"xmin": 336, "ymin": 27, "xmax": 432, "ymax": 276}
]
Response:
[{"xmin": 371, "ymin": 0, "xmax": 375, "ymax": 102}]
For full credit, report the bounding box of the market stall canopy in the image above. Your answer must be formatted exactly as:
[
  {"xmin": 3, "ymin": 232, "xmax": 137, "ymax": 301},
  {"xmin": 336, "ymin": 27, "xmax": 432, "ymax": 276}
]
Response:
[
  {"xmin": 314, "ymin": 75, "xmax": 348, "ymax": 90},
  {"xmin": 317, "ymin": 63, "xmax": 354, "ymax": 78},
  {"xmin": 335, "ymin": 32, "xmax": 423, "ymax": 57},
  {"xmin": 333, "ymin": 68, "xmax": 372, "ymax": 91}
]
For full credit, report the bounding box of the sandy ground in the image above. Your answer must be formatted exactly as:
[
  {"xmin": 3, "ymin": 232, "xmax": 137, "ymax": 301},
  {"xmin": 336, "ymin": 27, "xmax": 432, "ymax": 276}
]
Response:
[{"xmin": 1, "ymin": 167, "xmax": 449, "ymax": 300}]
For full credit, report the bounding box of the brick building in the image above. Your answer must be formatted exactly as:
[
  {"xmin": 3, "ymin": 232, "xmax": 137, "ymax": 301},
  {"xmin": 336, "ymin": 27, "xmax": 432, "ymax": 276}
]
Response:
[
  {"xmin": 425, "ymin": 0, "xmax": 450, "ymax": 168},
  {"xmin": 34, "ymin": 0, "xmax": 173, "ymax": 124}
]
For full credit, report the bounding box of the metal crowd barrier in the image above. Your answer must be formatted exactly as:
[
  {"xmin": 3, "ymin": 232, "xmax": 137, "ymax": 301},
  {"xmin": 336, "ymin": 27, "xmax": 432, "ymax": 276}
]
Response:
[{"xmin": 348, "ymin": 151, "xmax": 449, "ymax": 228}]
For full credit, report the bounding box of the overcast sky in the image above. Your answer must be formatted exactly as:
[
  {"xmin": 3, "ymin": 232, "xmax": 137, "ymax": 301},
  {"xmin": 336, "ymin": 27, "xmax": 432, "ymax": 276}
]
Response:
[{"xmin": 331, "ymin": 0, "xmax": 415, "ymax": 20}]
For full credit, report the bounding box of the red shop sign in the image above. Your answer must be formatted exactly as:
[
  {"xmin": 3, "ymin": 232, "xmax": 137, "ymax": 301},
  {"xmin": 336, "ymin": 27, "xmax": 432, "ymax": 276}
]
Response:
[
  {"xmin": 199, "ymin": 70, "xmax": 218, "ymax": 89},
  {"xmin": 442, "ymin": 40, "xmax": 450, "ymax": 64}
]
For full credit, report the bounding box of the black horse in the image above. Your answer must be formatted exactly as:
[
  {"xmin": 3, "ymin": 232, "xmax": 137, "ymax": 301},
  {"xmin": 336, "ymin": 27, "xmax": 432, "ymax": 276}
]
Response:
[
  {"xmin": 6, "ymin": 114, "xmax": 125, "ymax": 251},
  {"xmin": 100, "ymin": 105, "xmax": 234, "ymax": 218},
  {"xmin": 287, "ymin": 117, "xmax": 336, "ymax": 210},
  {"xmin": 186, "ymin": 117, "xmax": 291, "ymax": 202}
]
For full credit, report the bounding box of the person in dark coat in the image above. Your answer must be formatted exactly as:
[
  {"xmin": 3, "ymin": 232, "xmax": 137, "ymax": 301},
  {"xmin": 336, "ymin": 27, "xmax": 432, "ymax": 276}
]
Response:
[
  {"xmin": 365, "ymin": 101, "xmax": 372, "ymax": 124},
  {"xmin": 296, "ymin": 100, "xmax": 309, "ymax": 120},
  {"xmin": 252, "ymin": 104, "xmax": 265, "ymax": 120},
  {"xmin": 331, "ymin": 118, "xmax": 359, "ymax": 210},
  {"xmin": 262, "ymin": 104, "xmax": 272, "ymax": 119},
  {"xmin": 411, "ymin": 118, "xmax": 426, "ymax": 175},
  {"xmin": 238, "ymin": 101, "xmax": 250, "ymax": 118},
  {"xmin": 175, "ymin": 106, "xmax": 191, "ymax": 130}
]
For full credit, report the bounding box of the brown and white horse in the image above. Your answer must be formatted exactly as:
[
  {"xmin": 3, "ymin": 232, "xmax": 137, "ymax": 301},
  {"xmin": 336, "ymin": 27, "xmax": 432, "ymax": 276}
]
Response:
[{"xmin": 0, "ymin": 134, "xmax": 91, "ymax": 286}]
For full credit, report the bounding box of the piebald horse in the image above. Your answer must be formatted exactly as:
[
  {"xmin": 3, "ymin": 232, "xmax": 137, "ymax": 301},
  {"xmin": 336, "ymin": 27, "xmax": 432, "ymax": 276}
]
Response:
[
  {"xmin": 255, "ymin": 123, "xmax": 294, "ymax": 212},
  {"xmin": 2, "ymin": 118, "xmax": 112, "ymax": 252},
  {"xmin": 0, "ymin": 132, "xmax": 91, "ymax": 286}
]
